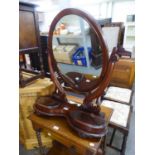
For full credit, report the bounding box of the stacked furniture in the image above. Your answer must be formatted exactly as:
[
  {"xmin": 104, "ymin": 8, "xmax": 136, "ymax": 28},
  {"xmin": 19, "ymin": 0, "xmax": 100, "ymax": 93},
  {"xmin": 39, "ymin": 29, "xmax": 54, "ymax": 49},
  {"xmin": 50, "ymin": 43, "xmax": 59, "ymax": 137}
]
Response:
[
  {"xmin": 19, "ymin": 72, "xmax": 55, "ymax": 149},
  {"xmin": 101, "ymin": 58, "xmax": 135, "ymax": 155}
]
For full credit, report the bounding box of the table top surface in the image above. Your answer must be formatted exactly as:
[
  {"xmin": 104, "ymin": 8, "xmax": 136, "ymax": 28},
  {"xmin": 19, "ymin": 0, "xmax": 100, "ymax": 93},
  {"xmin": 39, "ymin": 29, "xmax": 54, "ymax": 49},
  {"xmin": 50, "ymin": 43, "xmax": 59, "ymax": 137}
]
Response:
[{"xmin": 29, "ymin": 105, "xmax": 113, "ymax": 153}]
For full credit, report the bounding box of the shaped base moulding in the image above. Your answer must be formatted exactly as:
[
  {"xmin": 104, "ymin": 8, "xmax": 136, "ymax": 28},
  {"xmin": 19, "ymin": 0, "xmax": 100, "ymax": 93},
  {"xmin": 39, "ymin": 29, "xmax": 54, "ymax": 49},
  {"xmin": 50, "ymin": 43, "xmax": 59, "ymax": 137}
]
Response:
[{"xmin": 34, "ymin": 96, "xmax": 107, "ymax": 138}]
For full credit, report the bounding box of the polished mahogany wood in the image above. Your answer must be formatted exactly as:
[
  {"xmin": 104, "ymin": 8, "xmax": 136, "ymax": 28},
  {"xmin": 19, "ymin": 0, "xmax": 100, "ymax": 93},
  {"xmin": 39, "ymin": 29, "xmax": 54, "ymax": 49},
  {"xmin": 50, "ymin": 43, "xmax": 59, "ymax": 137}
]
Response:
[
  {"xmin": 47, "ymin": 8, "xmax": 109, "ymax": 95},
  {"xmin": 34, "ymin": 96, "xmax": 107, "ymax": 138},
  {"xmin": 19, "ymin": 10, "xmax": 37, "ymax": 49},
  {"xmin": 30, "ymin": 106, "xmax": 113, "ymax": 155},
  {"xmin": 19, "ymin": 2, "xmax": 44, "ymax": 87},
  {"xmin": 34, "ymin": 8, "xmax": 120, "ymax": 138},
  {"xmin": 47, "ymin": 8, "xmax": 120, "ymax": 104}
]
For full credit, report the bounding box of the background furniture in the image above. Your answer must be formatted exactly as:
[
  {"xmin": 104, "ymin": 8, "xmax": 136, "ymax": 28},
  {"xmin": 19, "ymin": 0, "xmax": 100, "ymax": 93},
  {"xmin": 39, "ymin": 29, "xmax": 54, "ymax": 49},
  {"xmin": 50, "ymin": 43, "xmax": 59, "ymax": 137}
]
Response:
[
  {"xmin": 40, "ymin": 36, "xmax": 50, "ymax": 77},
  {"xmin": 104, "ymin": 86, "xmax": 132, "ymax": 105},
  {"xmin": 110, "ymin": 58, "xmax": 135, "ymax": 89},
  {"xmin": 40, "ymin": 15, "xmax": 91, "ymax": 67},
  {"xmin": 19, "ymin": 72, "xmax": 55, "ymax": 149},
  {"xmin": 90, "ymin": 22, "xmax": 125, "ymax": 69},
  {"xmin": 54, "ymin": 20, "xmax": 90, "ymax": 66},
  {"xmin": 29, "ymin": 106, "xmax": 113, "ymax": 155},
  {"xmin": 40, "ymin": 33, "xmax": 88, "ymax": 77},
  {"xmin": 19, "ymin": 2, "xmax": 44, "ymax": 87},
  {"xmin": 53, "ymin": 45, "xmax": 77, "ymax": 64},
  {"xmin": 100, "ymin": 58, "xmax": 134, "ymax": 154},
  {"xmin": 90, "ymin": 18, "xmax": 111, "ymax": 69},
  {"xmin": 102, "ymin": 22, "xmax": 125, "ymax": 55},
  {"xmin": 90, "ymin": 28, "xmax": 103, "ymax": 69}
]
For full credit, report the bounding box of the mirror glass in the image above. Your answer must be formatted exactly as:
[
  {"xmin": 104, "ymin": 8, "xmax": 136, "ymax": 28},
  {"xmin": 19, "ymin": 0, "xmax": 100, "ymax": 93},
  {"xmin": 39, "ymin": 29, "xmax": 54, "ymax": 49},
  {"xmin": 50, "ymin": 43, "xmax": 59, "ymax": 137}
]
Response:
[{"xmin": 50, "ymin": 15, "xmax": 103, "ymax": 91}]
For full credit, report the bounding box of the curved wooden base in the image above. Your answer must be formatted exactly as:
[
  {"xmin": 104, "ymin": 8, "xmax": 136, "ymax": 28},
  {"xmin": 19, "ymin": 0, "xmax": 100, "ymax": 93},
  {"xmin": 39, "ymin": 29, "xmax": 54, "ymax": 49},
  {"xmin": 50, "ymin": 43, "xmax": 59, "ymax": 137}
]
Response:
[{"xmin": 34, "ymin": 96, "xmax": 107, "ymax": 138}]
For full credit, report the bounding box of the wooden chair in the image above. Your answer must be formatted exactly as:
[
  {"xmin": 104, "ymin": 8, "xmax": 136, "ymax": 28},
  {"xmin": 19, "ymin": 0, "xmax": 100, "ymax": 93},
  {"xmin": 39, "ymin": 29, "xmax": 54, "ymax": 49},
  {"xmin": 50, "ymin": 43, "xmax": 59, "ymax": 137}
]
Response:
[
  {"xmin": 102, "ymin": 22, "xmax": 124, "ymax": 55},
  {"xmin": 102, "ymin": 58, "xmax": 135, "ymax": 106},
  {"xmin": 100, "ymin": 58, "xmax": 135, "ymax": 154},
  {"xmin": 102, "ymin": 58, "xmax": 135, "ymax": 113}
]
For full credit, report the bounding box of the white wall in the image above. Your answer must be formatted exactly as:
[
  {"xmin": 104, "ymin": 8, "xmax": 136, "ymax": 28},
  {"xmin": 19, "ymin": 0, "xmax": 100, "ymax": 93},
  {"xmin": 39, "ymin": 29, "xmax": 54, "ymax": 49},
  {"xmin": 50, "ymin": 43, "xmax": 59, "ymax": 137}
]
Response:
[
  {"xmin": 112, "ymin": 1, "xmax": 135, "ymax": 23},
  {"xmin": 38, "ymin": 0, "xmax": 135, "ymax": 32},
  {"xmin": 39, "ymin": 11, "xmax": 58, "ymax": 32},
  {"xmin": 71, "ymin": 2, "xmax": 107, "ymax": 19},
  {"xmin": 37, "ymin": 1, "xmax": 108, "ymax": 32}
]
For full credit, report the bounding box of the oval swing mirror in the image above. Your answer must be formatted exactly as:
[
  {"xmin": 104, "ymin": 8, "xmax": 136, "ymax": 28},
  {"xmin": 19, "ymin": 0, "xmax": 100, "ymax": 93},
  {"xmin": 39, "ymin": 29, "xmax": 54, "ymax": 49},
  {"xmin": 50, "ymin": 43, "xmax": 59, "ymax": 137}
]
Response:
[
  {"xmin": 48, "ymin": 10, "xmax": 109, "ymax": 93},
  {"xmin": 34, "ymin": 8, "xmax": 119, "ymax": 138}
]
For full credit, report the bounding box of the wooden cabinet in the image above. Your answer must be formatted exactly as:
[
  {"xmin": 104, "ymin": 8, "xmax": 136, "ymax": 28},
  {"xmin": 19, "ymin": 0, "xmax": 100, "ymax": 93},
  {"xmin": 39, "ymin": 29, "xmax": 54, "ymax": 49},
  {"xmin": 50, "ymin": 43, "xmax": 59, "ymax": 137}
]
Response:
[
  {"xmin": 19, "ymin": 73, "xmax": 55, "ymax": 149},
  {"xmin": 19, "ymin": 10, "xmax": 37, "ymax": 50},
  {"xmin": 19, "ymin": 2, "xmax": 44, "ymax": 87},
  {"xmin": 110, "ymin": 58, "xmax": 135, "ymax": 89}
]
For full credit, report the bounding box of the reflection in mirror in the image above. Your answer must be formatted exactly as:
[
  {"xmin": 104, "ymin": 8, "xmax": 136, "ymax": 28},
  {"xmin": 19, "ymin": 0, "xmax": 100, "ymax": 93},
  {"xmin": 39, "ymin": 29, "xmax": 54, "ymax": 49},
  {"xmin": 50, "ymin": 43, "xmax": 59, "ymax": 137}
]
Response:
[{"xmin": 51, "ymin": 15, "xmax": 102, "ymax": 91}]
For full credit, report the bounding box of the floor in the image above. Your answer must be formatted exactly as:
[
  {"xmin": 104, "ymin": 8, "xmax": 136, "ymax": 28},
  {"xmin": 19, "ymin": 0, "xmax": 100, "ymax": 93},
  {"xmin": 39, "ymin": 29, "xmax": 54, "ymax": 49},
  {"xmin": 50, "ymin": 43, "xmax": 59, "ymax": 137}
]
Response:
[{"xmin": 19, "ymin": 90, "xmax": 135, "ymax": 155}]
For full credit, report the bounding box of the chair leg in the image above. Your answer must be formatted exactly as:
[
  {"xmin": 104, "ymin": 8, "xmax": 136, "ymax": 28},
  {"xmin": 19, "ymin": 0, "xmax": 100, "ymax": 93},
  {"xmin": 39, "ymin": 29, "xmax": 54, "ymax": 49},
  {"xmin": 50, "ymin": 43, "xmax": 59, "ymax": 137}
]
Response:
[
  {"xmin": 120, "ymin": 133, "xmax": 128, "ymax": 155},
  {"xmin": 109, "ymin": 128, "xmax": 116, "ymax": 146}
]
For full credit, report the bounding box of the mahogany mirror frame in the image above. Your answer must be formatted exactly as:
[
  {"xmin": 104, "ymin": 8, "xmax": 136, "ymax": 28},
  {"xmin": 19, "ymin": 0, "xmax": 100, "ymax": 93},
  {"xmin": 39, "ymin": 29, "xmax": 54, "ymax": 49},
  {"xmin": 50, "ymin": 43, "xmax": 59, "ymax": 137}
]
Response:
[
  {"xmin": 47, "ymin": 8, "xmax": 118, "ymax": 105},
  {"xmin": 34, "ymin": 8, "xmax": 120, "ymax": 138}
]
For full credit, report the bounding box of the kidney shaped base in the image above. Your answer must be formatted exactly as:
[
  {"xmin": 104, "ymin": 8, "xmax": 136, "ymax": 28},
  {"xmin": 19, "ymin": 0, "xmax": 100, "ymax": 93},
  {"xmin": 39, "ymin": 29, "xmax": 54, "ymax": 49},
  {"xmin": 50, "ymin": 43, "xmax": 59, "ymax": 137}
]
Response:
[{"xmin": 34, "ymin": 96, "xmax": 107, "ymax": 138}]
